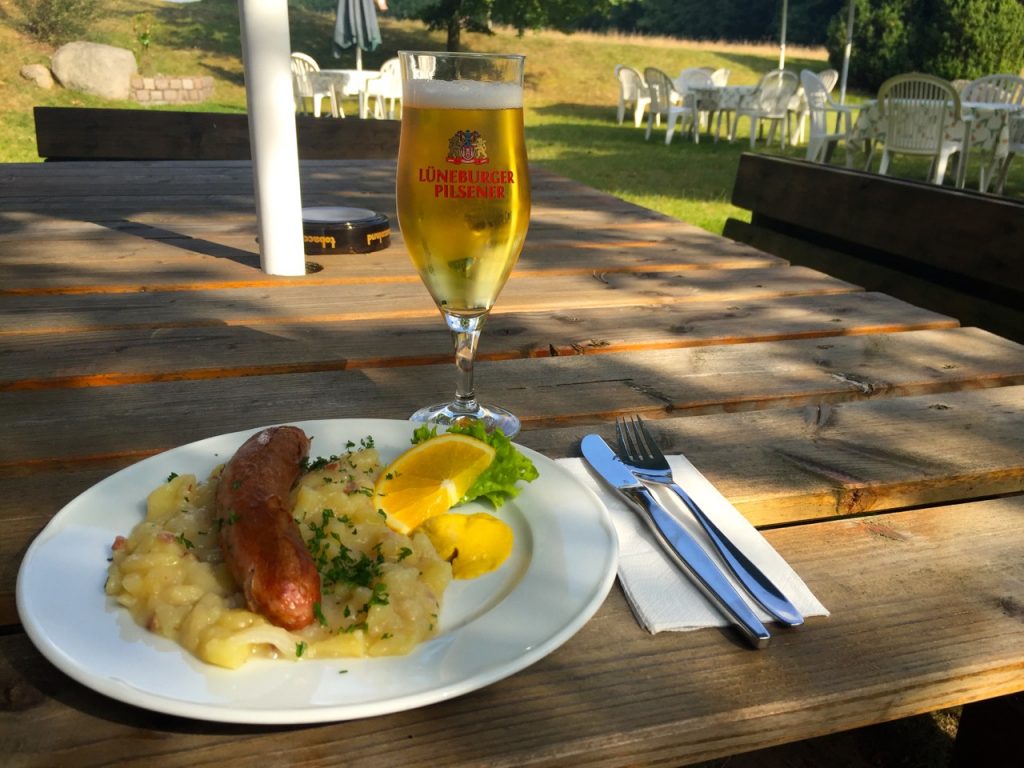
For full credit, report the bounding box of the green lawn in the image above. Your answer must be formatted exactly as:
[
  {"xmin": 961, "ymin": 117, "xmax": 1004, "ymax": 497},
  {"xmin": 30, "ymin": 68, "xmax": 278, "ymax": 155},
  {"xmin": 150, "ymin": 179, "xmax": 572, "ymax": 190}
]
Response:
[{"xmin": 2, "ymin": 1, "xmax": 1020, "ymax": 238}]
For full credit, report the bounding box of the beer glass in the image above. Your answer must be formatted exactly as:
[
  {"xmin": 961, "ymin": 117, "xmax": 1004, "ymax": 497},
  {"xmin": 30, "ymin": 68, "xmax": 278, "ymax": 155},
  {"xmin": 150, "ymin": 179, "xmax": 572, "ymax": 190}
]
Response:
[{"xmin": 397, "ymin": 51, "xmax": 530, "ymax": 437}]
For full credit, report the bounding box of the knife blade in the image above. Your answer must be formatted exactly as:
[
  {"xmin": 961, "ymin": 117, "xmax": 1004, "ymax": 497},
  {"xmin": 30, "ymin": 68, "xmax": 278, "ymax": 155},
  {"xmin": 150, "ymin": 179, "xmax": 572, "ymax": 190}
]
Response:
[{"xmin": 581, "ymin": 435, "xmax": 770, "ymax": 649}]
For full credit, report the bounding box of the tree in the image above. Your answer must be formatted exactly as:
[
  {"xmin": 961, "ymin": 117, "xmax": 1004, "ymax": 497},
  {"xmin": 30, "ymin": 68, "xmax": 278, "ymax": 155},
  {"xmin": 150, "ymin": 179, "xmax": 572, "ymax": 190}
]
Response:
[
  {"xmin": 573, "ymin": 0, "xmax": 844, "ymax": 44},
  {"xmin": 825, "ymin": 0, "xmax": 1024, "ymax": 93},
  {"xmin": 397, "ymin": 0, "xmax": 619, "ymax": 51},
  {"xmin": 919, "ymin": 0, "xmax": 1024, "ymax": 81},
  {"xmin": 825, "ymin": 0, "xmax": 915, "ymax": 92}
]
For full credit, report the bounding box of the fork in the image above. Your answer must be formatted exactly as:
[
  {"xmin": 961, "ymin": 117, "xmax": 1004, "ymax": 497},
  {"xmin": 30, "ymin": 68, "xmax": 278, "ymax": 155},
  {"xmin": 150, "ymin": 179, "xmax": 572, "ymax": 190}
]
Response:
[{"xmin": 616, "ymin": 416, "xmax": 803, "ymax": 627}]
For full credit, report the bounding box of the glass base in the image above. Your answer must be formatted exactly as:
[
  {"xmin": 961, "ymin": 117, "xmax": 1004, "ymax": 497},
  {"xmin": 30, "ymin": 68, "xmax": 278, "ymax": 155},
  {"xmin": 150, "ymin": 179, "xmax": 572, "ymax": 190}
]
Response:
[{"xmin": 410, "ymin": 401, "xmax": 521, "ymax": 439}]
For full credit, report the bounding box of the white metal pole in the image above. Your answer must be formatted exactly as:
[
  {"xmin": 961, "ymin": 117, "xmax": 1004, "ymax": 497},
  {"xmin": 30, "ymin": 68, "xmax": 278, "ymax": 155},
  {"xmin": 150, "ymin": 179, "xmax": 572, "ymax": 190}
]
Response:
[
  {"xmin": 839, "ymin": 0, "xmax": 856, "ymax": 104},
  {"xmin": 237, "ymin": 0, "xmax": 306, "ymax": 276},
  {"xmin": 779, "ymin": 0, "xmax": 789, "ymax": 69}
]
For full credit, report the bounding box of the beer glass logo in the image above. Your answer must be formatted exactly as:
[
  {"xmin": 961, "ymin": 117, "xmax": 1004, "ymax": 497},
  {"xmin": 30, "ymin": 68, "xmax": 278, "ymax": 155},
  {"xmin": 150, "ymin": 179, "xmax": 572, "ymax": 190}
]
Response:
[{"xmin": 447, "ymin": 130, "xmax": 488, "ymax": 165}]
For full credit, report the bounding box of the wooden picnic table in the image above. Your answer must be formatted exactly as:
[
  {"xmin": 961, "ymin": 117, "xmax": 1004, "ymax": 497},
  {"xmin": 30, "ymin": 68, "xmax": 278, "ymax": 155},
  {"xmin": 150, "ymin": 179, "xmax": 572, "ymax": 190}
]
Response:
[{"xmin": 2, "ymin": 159, "xmax": 1023, "ymax": 767}]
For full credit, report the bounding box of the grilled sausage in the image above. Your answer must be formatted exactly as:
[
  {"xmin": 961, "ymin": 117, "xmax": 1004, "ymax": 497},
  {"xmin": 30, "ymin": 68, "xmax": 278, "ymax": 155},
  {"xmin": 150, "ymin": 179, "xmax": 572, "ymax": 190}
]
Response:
[{"xmin": 215, "ymin": 426, "xmax": 320, "ymax": 630}]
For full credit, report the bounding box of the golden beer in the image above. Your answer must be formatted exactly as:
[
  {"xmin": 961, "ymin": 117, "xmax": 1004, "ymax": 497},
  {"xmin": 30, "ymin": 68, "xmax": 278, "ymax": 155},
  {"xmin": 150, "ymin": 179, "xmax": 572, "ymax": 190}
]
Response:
[
  {"xmin": 397, "ymin": 52, "xmax": 528, "ymax": 436},
  {"xmin": 397, "ymin": 82, "xmax": 530, "ymax": 316}
]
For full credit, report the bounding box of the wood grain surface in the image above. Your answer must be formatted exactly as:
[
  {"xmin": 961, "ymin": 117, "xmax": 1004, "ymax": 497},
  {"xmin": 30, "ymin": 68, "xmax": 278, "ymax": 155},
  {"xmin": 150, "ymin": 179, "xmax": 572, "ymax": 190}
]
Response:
[
  {"xmin": 2, "ymin": 160, "xmax": 1022, "ymax": 767},
  {"xmin": 4, "ymin": 498, "xmax": 1022, "ymax": 767}
]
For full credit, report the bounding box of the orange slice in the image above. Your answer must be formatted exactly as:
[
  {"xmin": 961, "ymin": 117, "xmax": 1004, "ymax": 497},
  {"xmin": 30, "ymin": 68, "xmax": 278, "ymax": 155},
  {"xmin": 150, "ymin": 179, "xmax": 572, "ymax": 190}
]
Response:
[
  {"xmin": 420, "ymin": 512, "xmax": 514, "ymax": 579},
  {"xmin": 373, "ymin": 433, "xmax": 496, "ymax": 534}
]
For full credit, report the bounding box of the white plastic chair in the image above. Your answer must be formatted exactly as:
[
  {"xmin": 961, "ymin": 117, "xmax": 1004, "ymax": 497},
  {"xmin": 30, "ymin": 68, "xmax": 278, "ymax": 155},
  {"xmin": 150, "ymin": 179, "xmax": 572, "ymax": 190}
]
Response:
[
  {"xmin": 961, "ymin": 74, "xmax": 1024, "ymax": 191},
  {"xmin": 876, "ymin": 73, "xmax": 963, "ymax": 185},
  {"xmin": 674, "ymin": 68, "xmax": 715, "ymax": 142},
  {"xmin": 643, "ymin": 67, "xmax": 694, "ymax": 145},
  {"xmin": 615, "ymin": 65, "xmax": 650, "ymax": 128},
  {"xmin": 992, "ymin": 111, "xmax": 1024, "ymax": 194},
  {"xmin": 361, "ymin": 57, "xmax": 402, "ymax": 119},
  {"xmin": 290, "ymin": 52, "xmax": 339, "ymax": 118},
  {"xmin": 710, "ymin": 68, "xmax": 730, "ymax": 87},
  {"xmin": 800, "ymin": 69, "xmax": 854, "ymax": 164},
  {"xmin": 961, "ymin": 73, "xmax": 1024, "ymax": 106},
  {"xmin": 730, "ymin": 69, "xmax": 800, "ymax": 148},
  {"xmin": 674, "ymin": 67, "xmax": 708, "ymax": 92},
  {"xmin": 817, "ymin": 68, "xmax": 839, "ymax": 94}
]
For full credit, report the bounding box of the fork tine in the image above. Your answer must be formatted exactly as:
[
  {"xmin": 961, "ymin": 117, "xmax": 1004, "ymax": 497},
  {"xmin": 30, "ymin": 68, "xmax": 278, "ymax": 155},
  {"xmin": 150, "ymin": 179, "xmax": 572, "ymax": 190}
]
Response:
[
  {"xmin": 617, "ymin": 417, "xmax": 638, "ymax": 460},
  {"xmin": 614, "ymin": 417, "xmax": 626, "ymax": 455},
  {"xmin": 618, "ymin": 417, "xmax": 634, "ymax": 460},
  {"xmin": 619, "ymin": 415, "xmax": 638, "ymax": 461},
  {"xmin": 614, "ymin": 417, "xmax": 633, "ymax": 459},
  {"xmin": 635, "ymin": 416, "xmax": 659, "ymax": 460},
  {"xmin": 617, "ymin": 415, "xmax": 644, "ymax": 462}
]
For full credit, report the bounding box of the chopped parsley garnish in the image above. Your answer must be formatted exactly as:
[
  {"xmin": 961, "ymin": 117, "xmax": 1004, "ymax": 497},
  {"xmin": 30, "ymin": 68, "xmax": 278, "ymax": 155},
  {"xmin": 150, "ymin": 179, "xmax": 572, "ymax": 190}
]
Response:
[
  {"xmin": 366, "ymin": 582, "xmax": 390, "ymax": 609},
  {"xmin": 303, "ymin": 454, "xmax": 340, "ymax": 472},
  {"xmin": 295, "ymin": 641, "xmax": 307, "ymax": 658},
  {"xmin": 176, "ymin": 533, "xmax": 194, "ymax": 550},
  {"xmin": 166, "ymin": 472, "xmax": 179, "ymax": 482},
  {"xmin": 305, "ymin": 510, "xmax": 384, "ymax": 591}
]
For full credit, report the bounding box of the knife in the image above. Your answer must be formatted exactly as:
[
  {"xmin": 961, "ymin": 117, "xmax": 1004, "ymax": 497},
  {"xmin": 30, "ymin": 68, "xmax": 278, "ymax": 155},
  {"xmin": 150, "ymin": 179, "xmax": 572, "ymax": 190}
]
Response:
[{"xmin": 581, "ymin": 434, "xmax": 770, "ymax": 649}]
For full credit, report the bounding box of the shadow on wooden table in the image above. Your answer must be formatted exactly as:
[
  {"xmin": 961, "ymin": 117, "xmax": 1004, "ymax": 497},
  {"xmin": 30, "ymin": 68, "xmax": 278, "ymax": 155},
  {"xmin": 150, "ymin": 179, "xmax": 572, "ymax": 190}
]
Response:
[{"xmin": 691, "ymin": 711, "xmax": 957, "ymax": 767}]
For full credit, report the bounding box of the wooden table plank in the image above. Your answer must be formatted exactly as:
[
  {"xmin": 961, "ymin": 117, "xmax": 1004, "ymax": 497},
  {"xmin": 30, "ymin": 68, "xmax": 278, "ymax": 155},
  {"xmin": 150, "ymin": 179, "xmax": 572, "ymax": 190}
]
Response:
[
  {"xmin": 3, "ymin": 497, "xmax": 1022, "ymax": 767},
  {"xmin": 4, "ymin": 158, "xmax": 1022, "ymax": 766},
  {"xmin": 4, "ymin": 327, "xmax": 1021, "ymax": 466},
  {"xmin": 0, "ymin": 235, "xmax": 783, "ymax": 294},
  {"xmin": 4, "ymin": 385, "xmax": 1024, "ymax": 629},
  {"xmin": 0, "ymin": 163, "xmax": 659, "ymax": 212},
  {"xmin": 0, "ymin": 266, "xmax": 859, "ymax": 334},
  {"xmin": 0, "ymin": 163, "xmax": 668, "ymax": 221},
  {"xmin": 531, "ymin": 385, "xmax": 1024, "ymax": 525},
  {"xmin": 0, "ymin": 160, "xmax": 777, "ymax": 295},
  {"xmin": 1, "ymin": 293, "xmax": 955, "ymax": 390},
  {"xmin": 0, "ymin": 206, "xmax": 709, "ymax": 237}
]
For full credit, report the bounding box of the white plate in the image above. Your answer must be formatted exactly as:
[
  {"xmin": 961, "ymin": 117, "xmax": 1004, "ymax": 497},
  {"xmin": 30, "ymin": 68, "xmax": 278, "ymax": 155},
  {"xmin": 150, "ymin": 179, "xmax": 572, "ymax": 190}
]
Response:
[{"xmin": 16, "ymin": 419, "xmax": 618, "ymax": 724}]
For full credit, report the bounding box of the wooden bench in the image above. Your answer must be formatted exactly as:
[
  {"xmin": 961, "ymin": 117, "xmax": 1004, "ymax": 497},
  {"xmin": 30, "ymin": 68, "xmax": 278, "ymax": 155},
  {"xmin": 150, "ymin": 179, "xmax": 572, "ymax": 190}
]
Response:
[
  {"xmin": 724, "ymin": 154, "xmax": 1024, "ymax": 343},
  {"xmin": 33, "ymin": 106, "xmax": 400, "ymax": 162}
]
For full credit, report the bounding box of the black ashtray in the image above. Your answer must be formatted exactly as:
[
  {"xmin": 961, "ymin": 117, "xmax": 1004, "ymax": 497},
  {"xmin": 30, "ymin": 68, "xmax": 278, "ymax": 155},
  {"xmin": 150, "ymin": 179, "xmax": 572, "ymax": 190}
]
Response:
[{"xmin": 302, "ymin": 206, "xmax": 391, "ymax": 255}]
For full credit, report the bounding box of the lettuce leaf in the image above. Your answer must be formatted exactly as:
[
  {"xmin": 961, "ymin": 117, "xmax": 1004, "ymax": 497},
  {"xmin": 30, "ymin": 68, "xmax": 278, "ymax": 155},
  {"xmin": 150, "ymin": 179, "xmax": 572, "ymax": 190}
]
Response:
[{"xmin": 410, "ymin": 423, "xmax": 539, "ymax": 508}]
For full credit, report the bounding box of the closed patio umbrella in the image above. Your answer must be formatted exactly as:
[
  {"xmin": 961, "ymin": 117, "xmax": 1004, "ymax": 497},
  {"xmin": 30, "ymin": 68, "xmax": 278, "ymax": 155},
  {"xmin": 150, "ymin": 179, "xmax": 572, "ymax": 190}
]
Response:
[{"xmin": 333, "ymin": 0, "xmax": 383, "ymax": 70}]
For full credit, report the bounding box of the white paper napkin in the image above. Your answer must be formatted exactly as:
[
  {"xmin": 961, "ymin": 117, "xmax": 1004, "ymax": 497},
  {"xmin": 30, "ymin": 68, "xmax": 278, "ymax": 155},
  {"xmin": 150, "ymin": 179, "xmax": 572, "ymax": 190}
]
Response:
[{"xmin": 558, "ymin": 455, "xmax": 828, "ymax": 634}]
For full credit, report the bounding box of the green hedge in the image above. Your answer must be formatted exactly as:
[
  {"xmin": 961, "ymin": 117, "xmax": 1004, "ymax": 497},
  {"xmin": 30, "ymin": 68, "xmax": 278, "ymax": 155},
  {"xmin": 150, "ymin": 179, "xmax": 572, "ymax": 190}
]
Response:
[{"xmin": 827, "ymin": 0, "xmax": 1024, "ymax": 92}]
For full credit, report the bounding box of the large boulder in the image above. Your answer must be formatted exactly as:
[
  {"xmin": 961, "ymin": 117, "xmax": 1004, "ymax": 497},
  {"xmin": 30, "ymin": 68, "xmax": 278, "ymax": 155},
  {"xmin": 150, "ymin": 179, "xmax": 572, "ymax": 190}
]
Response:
[{"xmin": 51, "ymin": 42, "xmax": 137, "ymax": 100}]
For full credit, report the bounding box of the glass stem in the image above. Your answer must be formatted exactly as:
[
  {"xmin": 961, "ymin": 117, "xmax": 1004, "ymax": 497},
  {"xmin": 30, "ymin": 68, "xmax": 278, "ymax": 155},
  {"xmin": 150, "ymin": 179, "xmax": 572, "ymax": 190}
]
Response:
[{"xmin": 444, "ymin": 311, "xmax": 487, "ymax": 415}]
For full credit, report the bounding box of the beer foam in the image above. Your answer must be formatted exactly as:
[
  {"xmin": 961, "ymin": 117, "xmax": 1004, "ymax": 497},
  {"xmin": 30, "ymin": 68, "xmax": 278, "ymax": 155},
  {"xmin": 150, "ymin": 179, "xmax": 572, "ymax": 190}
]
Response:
[{"xmin": 404, "ymin": 79, "xmax": 523, "ymax": 110}]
